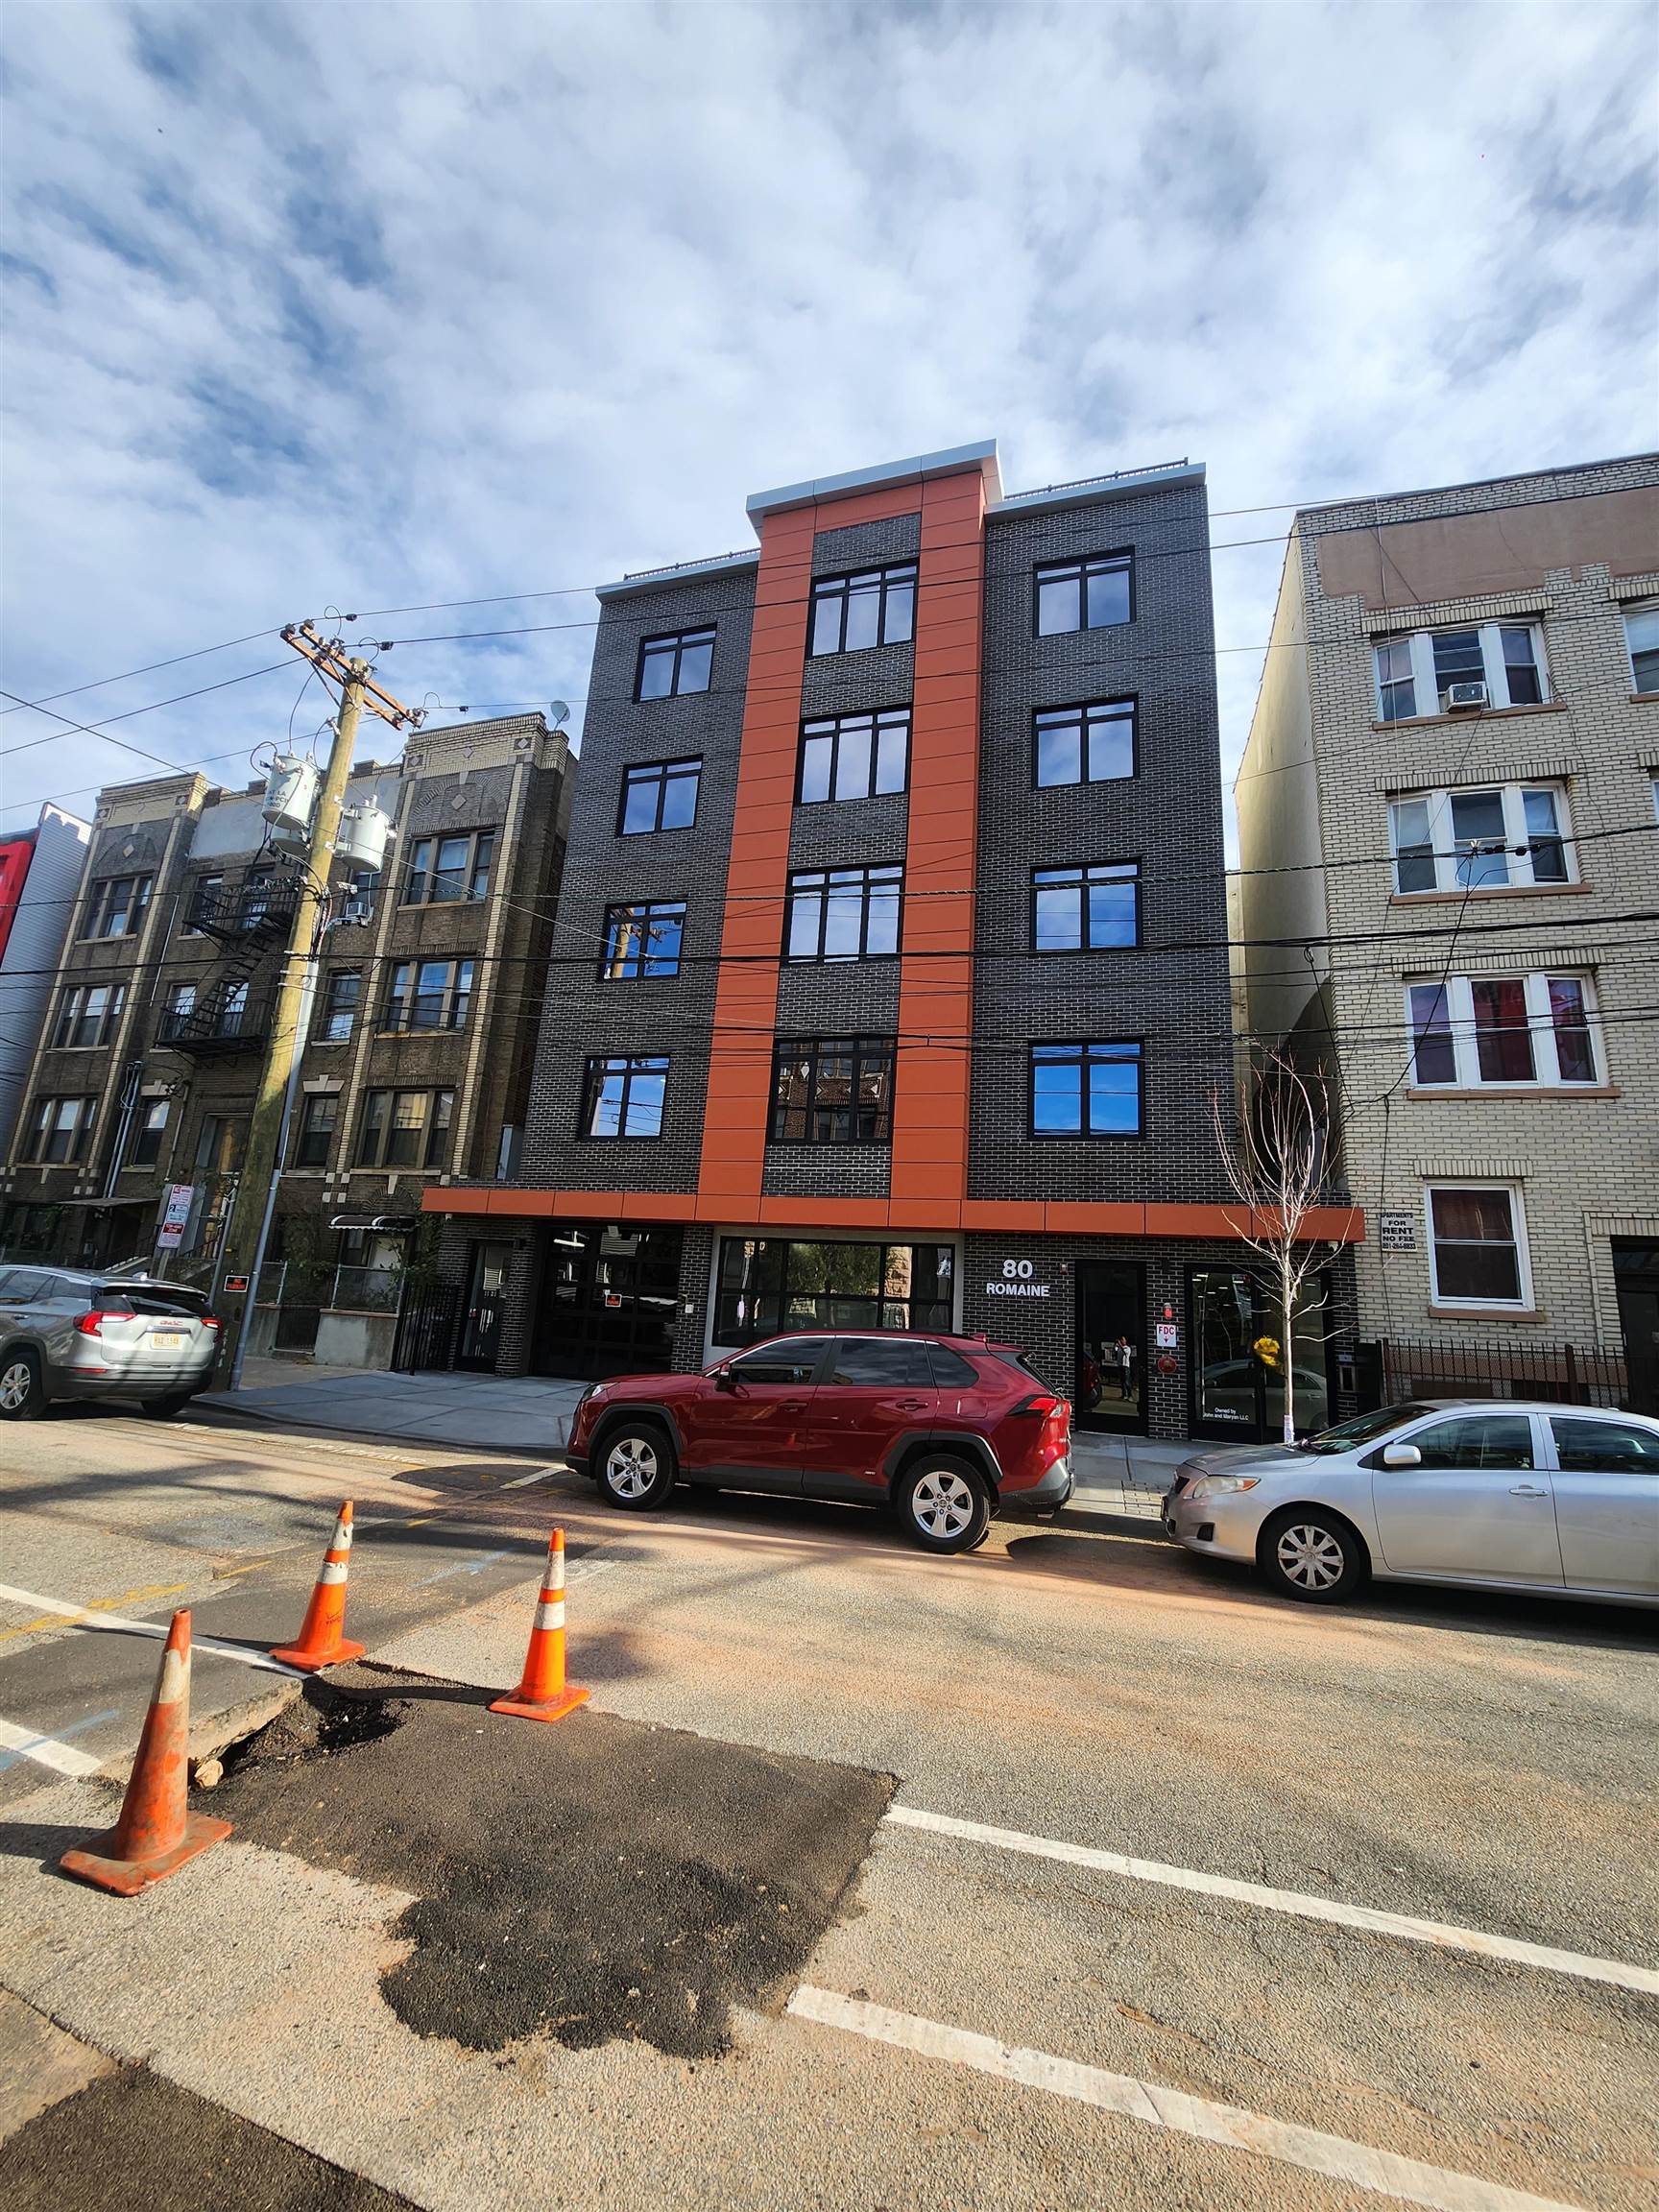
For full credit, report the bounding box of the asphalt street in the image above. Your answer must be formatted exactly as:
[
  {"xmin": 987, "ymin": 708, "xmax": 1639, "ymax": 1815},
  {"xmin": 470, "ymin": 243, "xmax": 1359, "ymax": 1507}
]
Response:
[{"xmin": 0, "ymin": 1396, "xmax": 1654, "ymax": 2211}]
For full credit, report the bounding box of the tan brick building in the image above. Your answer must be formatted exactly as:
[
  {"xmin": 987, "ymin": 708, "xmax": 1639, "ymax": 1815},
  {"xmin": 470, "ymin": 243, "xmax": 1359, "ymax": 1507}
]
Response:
[
  {"xmin": 0, "ymin": 713, "xmax": 571, "ymax": 1367},
  {"xmin": 1236, "ymin": 453, "xmax": 1659, "ymax": 1411}
]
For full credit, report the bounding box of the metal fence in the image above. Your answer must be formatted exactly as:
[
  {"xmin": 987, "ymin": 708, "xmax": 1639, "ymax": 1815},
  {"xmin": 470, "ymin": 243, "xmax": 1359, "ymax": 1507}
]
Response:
[
  {"xmin": 392, "ymin": 1281, "xmax": 459, "ymax": 1373},
  {"xmin": 1369, "ymin": 1335, "xmax": 1631, "ymax": 1410},
  {"xmin": 252, "ymin": 1262, "xmax": 402, "ymax": 1315}
]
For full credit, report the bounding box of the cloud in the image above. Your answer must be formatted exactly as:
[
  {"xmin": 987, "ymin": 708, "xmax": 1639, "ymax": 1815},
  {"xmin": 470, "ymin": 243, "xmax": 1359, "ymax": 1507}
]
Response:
[{"xmin": 1, "ymin": 0, "xmax": 1654, "ymax": 832}]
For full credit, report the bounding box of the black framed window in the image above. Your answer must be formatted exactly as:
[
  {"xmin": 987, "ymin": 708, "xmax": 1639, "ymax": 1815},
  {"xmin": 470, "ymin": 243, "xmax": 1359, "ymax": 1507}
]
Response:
[
  {"xmin": 798, "ymin": 709, "xmax": 909, "ymax": 805},
  {"xmin": 355, "ymin": 1088, "xmax": 454, "ymax": 1169},
  {"xmin": 239, "ymin": 871, "xmax": 276, "ymax": 928},
  {"xmin": 382, "ymin": 958, "xmax": 474, "ymax": 1032},
  {"xmin": 1030, "ymin": 1041, "xmax": 1142, "ymax": 1136},
  {"xmin": 809, "ymin": 565, "xmax": 917, "ymax": 656},
  {"xmin": 1035, "ymin": 552, "xmax": 1132, "ymax": 636},
  {"xmin": 713, "ymin": 1237, "xmax": 953, "ymax": 1344},
  {"xmin": 23, "ymin": 1094, "xmax": 97, "ymax": 1165},
  {"xmin": 581, "ymin": 1054, "xmax": 668, "ymax": 1139},
  {"xmin": 317, "ymin": 969, "xmax": 362, "ymax": 1043},
  {"xmin": 770, "ymin": 1037, "xmax": 894, "ymax": 1143},
  {"xmin": 186, "ymin": 874, "xmax": 224, "ymax": 932},
  {"xmin": 402, "ymin": 830, "xmax": 494, "ymax": 905},
  {"xmin": 52, "ymin": 981, "xmax": 127, "ymax": 1049},
  {"xmin": 293, "ymin": 1093, "xmax": 339, "ymax": 1168},
  {"xmin": 602, "ymin": 902, "xmax": 685, "ymax": 979},
  {"xmin": 1032, "ymin": 863, "xmax": 1139, "ymax": 951},
  {"xmin": 637, "ymin": 627, "xmax": 714, "ymax": 700},
  {"xmin": 83, "ymin": 875, "xmax": 153, "ymax": 939},
  {"xmin": 129, "ymin": 1098, "xmax": 170, "ymax": 1170},
  {"xmin": 1035, "ymin": 699, "xmax": 1136, "ymax": 787},
  {"xmin": 785, "ymin": 864, "xmax": 902, "ymax": 962},
  {"xmin": 619, "ymin": 757, "xmax": 701, "ymax": 835}
]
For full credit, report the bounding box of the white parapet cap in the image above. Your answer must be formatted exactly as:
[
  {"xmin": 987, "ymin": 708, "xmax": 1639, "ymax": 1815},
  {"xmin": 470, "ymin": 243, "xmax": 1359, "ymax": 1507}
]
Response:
[
  {"xmin": 745, "ymin": 437, "xmax": 1003, "ymax": 522},
  {"xmin": 594, "ymin": 548, "xmax": 762, "ymax": 603},
  {"xmin": 593, "ymin": 446, "xmax": 1205, "ymax": 601},
  {"xmin": 992, "ymin": 458, "xmax": 1205, "ymax": 519}
]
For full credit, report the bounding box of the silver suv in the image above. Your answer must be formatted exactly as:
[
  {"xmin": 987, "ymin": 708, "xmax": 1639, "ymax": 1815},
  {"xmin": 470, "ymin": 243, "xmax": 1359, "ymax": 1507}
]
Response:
[{"xmin": 0, "ymin": 1266, "xmax": 221, "ymax": 1421}]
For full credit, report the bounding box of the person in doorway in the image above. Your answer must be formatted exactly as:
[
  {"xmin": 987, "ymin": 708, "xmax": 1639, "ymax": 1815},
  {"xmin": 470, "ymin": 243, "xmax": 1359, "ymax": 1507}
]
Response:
[{"xmin": 1114, "ymin": 1335, "xmax": 1135, "ymax": 1399}]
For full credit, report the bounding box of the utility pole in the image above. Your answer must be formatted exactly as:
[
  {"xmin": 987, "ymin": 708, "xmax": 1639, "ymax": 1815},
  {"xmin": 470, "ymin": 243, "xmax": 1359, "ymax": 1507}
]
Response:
[{"xmin": 211, "ymin": 624, "xmax": 421, "ymax": 1391}]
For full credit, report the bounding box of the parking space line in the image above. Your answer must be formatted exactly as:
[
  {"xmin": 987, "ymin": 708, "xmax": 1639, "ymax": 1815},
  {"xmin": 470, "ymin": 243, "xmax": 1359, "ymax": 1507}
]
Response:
[
  {"xmin": 0, "ymin": 1585, "xmax": 302, "ymax": 1678},
  {"xmin": 883, "ymin": 1805, "xmax": 1659, "ymax": 1999},
  {"xmin": 0, "ymin": 1712, "xmax": 118, "ymax": 1777},
  {"xmin": 501, "ymin": 1467, "xmax": 558, "ymax": 1489},
  {"xmin": 788, "ymin": 1987, "xmax": 1584, "ymax": 2212}
]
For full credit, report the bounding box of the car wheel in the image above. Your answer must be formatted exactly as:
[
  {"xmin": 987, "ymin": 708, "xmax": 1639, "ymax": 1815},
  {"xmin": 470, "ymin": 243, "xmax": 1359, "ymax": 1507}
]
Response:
[
  {"xmin": 596, "ymin": 1420, "xmax": 677, "ymax": 1510},
  {"xmin": 140, "ymin": 1393, "xmax": 193, "ymax": 1421},
  {"xmin": 0, "ymin": 1349, "xmax": 45, "ymax": 1421},
  {"xmin": 898, "ymin": 1457, "xmax": 991, "ymax": 1555},
  {"xmin": 1259, "ymin": 1508, "xmax": 1367, "ymax": 1603}
]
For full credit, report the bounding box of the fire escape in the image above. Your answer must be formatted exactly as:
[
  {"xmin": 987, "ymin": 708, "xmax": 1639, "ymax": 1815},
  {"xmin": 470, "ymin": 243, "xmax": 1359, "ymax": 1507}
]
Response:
[{"xmin": 158, "ymin": 864, "xmax": 304, "ymax": 1057}]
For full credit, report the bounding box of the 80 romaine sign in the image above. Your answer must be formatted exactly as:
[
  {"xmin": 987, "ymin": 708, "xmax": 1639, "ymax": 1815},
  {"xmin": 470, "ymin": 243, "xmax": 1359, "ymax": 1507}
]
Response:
[{"xmin": 984, "ymin": 1259, "xmax": 1051, "ymax": 1300}]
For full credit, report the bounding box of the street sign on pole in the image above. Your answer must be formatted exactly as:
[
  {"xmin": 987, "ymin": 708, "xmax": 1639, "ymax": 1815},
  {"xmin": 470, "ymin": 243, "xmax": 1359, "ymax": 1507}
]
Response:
[{"xmin": 156, "ymin": 1184, "xmax": 195, "ymax": 1250}]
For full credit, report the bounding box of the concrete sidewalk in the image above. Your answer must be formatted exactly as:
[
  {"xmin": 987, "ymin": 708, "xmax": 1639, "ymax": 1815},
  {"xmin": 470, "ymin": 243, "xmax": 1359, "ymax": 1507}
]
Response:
[{"xmin": 218, "ymin": 1358, "xmax": 1192, "ymax": 1516}]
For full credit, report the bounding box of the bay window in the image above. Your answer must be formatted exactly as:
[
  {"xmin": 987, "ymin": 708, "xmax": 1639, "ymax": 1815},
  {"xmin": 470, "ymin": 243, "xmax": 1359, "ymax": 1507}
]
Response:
[
  {"xmin": 1373, "ymin": 624, "xmax": 1550, "ymax": 720},
  {"xmin": 1389, "ymin": 782, "xmax": 1572, "ymax": 893},
  {"xmin": 1406, "ymin": 971, "xmax": 1602, "ymax": 1090}
]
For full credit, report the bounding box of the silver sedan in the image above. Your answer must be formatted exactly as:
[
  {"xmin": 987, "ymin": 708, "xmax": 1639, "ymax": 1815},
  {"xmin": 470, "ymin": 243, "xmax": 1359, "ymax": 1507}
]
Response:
[{"xmin": 1164, "ymin": 1400, "xmax": 1659, "ymax": 1607}]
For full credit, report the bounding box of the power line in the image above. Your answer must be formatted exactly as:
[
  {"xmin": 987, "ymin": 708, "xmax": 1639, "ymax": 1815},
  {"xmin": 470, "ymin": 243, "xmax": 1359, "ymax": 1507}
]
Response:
[{"xmin": 0, "ymin": 628, "xmax": 283, "ymax": 721}]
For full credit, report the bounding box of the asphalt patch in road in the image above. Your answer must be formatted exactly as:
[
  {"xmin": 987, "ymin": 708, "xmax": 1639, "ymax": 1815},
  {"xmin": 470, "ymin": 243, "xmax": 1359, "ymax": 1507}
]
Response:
[
  {"xmin": 0, "ymin": 2065, "xmax": 415, "ymax": 2212},
  {"xmin": 208, "ymin": 1671, "xmax": 894, "ymax": 2060}
]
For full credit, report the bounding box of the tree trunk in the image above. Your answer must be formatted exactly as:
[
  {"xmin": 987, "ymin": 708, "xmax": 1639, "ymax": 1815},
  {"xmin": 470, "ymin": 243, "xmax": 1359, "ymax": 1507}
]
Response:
[{"xmin": 1280, "ymin": 1256, "xmax": 1297, "ymax": 1446}]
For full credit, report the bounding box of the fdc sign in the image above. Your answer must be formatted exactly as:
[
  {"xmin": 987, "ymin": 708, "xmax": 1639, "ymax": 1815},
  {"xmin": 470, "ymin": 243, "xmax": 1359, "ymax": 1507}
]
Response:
[{"xmin": 984, "ymin": 1259, "xmax": 1051, "ymax": 1299}]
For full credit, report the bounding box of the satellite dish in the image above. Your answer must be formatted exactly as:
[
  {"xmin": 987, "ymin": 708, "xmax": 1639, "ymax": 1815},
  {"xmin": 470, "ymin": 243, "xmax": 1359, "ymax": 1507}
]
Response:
[{"xmin": 548, "ymin": 699, "xmax": 571, "ymax": 728}]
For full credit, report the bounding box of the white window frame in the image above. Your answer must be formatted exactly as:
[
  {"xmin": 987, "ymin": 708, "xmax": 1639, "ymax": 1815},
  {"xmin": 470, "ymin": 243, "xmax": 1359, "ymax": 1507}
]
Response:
[
  {"xmin": 1624, "ymin": 602, "xmax": 1659, "ymax": 695},
  {"xmin": 1423, "ymin": 1182, "xmax": 1532, "ymax": 1310},
  {"xmin": 1404, "ymin": 970, "xmax": 1603, "ymax": 1091},
  {"xmin": 1373, "ymin": 623, "xmax": 1550, "ymax": 721},
  {"xmin": 1388, "ymin": 781, "xmax": 1575, "ymax": 894}
]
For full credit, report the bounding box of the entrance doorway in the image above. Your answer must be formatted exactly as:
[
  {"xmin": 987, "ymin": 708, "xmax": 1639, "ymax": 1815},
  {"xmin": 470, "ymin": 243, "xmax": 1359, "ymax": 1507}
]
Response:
[
  {"xmin": 459, "ymin": 1240, "xmax": 513, "ymax": 1371},
  {"xmin": 1188, "ymin": 1267, "xmax": 1333, "ymax": 1442},
  {"xmin": 1614, "ymin": 1240, "xmax": 1659, "ymax": 1414},
  {"xmin": 1075, "ymin": 1262, "xmax": 1146, "ymax": 1433},
  {"xmin": 532, "ymin": 1224, "xmax": 684, "ymax": 1380}
]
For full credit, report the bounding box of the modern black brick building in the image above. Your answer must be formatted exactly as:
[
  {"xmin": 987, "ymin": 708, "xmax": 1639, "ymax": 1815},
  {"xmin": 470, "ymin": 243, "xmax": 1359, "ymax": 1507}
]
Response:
[{"xmin": 430, "ymin": 442, "xmax": 1359, "ymax": 1441}]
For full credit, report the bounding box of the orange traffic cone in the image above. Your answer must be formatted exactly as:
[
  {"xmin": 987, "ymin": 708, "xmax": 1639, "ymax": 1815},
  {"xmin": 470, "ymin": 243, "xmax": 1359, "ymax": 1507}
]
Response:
[
  {"xmin": 271, "ymin": 1502, "xmax": 367, "ymax": 1672},
  {"xmin": 489, "ymin": 1528, "xmax": 590, "ymax": 1724},
  {"xmin": 60, "ymin": 1611, "xmax": 231, "ymax": 1896}
]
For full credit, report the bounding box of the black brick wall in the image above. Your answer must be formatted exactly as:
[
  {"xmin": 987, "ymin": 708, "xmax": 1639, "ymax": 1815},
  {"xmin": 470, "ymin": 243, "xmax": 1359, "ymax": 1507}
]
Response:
[
  {"xmin": 522, "ymin": 565, "xmax": 757, "ymax": 1194},
  {"xmin": 971, "ymin": 482, "xmax": 1236, "ymax": 1202}
]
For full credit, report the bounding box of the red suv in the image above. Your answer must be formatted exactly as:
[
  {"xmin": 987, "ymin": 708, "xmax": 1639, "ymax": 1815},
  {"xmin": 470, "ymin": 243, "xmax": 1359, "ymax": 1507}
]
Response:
[{"xmin": 565, "ymin": 1331, "xmax": 1073, "ymax": 1553}]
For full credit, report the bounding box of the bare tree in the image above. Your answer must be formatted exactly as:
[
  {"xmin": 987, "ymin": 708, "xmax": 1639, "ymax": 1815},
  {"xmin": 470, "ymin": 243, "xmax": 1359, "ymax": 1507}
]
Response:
[{"xmin": 1210, "ymin": 1051, "xmax": 1358, "ymax": 1445}]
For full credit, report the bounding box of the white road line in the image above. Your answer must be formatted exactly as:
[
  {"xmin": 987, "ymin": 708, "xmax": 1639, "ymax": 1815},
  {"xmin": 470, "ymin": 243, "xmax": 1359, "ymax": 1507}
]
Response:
[
  {"xmin": 788, "ymin": 1987, "xmax": 1584, "ymax": 2212},
  {"xmin": 0, "ymin": 1585, "xmax": 302, "ymax": 1679},
  {"xmin": 882, "ymin": 1806, "xmax": 1659, "ymax": 1999},
  {"xmin": 501, "ymin": 1467, "xmax": 558, "ymax": 1489},
  {"xmin": 0, "ymin": 1713, "xmax": 116, "ymax": 1777}
]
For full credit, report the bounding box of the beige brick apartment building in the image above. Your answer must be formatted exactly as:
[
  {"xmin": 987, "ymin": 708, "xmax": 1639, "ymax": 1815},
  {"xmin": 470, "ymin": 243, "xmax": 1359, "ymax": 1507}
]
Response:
[{"xmin": 1236, "ymin": 453, "xmax": 1659, "ymax": 1412}]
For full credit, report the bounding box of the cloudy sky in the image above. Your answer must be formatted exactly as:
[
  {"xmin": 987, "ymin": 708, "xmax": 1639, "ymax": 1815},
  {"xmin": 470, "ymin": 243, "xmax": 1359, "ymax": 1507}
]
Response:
[{"xmin": 3, "ymin": 1, "xmax": 1655, "ymax": 838}]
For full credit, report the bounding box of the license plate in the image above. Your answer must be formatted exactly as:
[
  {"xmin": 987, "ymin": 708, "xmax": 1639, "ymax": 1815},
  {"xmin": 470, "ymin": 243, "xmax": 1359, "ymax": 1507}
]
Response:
[{"xmin": 150, "ymin": 1333, "xmax": 188, "ymax": 1352}]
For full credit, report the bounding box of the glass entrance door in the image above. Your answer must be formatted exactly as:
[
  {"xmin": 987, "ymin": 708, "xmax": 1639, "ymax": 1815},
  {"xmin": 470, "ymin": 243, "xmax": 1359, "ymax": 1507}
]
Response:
[
  {"xmin": 533, "ymin": 1225, "xmax": 684, "ymax": 1380},
  {"xmin": 1075, "ymin": 1262, "xmax": 1146, "ymax": 1432},
  {"xmin": 1189, "ymin": 1268, "xmax": 1333, "ymax": 1442},
  {"xmin": 459, "ymin": 1240, "xmax": 512, "ymax": 1371}
]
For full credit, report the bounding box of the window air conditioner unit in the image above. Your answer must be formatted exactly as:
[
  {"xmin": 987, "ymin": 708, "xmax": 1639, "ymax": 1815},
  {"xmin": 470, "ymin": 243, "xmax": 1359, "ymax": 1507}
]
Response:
[{"xmin": 1446, "ymin": 682, "xmax": 1488, "ymax": 710}]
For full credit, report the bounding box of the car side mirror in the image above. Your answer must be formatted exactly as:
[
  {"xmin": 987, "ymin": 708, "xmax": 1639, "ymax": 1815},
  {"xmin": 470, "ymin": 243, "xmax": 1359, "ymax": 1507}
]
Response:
[
  {"xmin": 710, "ymin": 1364, "xmax": 736, "ymax": 1393},
  {"xmin": 1380, "ymin": 1442, "xmax": 1422, "ymax": 1469}
]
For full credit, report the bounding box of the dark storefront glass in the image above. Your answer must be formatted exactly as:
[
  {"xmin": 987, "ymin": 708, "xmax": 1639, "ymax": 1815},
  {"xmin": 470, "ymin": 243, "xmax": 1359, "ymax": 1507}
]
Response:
[
  {"xmin": 1189, "ymin": 1267, "xmax": 1332, "ymax": 1441},
  {"xmin": 533, "ymin": 1225, "xmax": 684, "ymax": 1379},
  {"xmin": 713, "ymin": 1238, "xmax": 953, "ymax": 1345}
]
